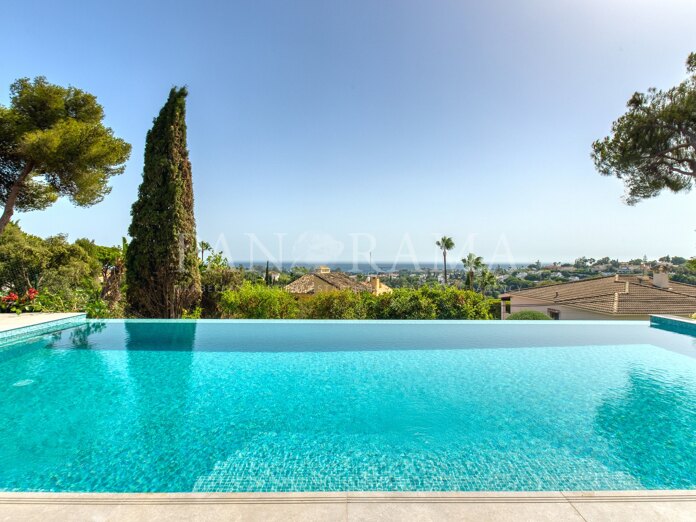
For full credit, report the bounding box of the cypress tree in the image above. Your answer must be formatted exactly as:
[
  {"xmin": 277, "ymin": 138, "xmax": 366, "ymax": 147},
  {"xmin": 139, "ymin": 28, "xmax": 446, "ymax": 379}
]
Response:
[{"xmin": 126, "ymin": 87, "xmax": 201, "ymax": 318}]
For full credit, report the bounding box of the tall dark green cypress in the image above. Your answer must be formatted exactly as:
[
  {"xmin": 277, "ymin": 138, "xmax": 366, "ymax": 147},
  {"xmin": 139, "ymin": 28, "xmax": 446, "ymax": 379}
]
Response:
[{"xmin": 125, "ymin": 87, "xmax": 201, "ymax": 318}]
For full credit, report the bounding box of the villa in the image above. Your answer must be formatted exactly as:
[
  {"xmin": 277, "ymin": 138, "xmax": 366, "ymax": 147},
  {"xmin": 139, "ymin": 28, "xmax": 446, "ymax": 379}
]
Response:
[
  {"xmin": 501, "ymin": 269, "xmax": 696, "ymax": 320},
  {"xmin": 285, "ymin": 266, "xmax": 392, "ymax": 295},
  {"xmin": 4, "ymin": 0, "xmax": 696, "ymax": 518}
]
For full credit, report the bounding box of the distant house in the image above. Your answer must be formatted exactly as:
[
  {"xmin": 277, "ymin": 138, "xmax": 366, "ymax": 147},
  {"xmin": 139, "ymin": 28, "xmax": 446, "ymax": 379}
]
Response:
[
  {"xmin": 366, "ymin": 275, "xmax": 393, "ymax": 296},
  {"xmin": 285, "ymin": 267, "xmax": 392, "ymax": 295},
  {"xmin": 500, "ymin": 270, "xmax": 696, "ymax": 320}
]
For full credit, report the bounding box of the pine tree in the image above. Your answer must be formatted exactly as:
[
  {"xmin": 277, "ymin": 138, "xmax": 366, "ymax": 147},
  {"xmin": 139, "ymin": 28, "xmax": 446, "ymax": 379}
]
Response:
[{"xmin": 125, "ymin": 87, "xmax": 201, "ymax": 318}]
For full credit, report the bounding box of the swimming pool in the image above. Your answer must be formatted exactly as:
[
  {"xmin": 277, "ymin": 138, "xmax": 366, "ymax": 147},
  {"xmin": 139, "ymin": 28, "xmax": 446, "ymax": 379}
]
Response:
[{"xmin": 0, "ymin": 319, "xmax": 694, "ymax": 492}]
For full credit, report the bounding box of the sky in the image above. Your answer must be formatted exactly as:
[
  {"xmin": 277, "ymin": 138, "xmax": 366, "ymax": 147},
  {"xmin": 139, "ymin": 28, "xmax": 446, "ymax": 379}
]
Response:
[{"xmin": 2, "ymin": 0, "xmax": 696, "ymax": 266}]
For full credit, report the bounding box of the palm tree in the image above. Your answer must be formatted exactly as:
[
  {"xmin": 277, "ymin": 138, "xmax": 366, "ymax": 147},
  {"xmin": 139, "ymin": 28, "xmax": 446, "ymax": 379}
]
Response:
[
  {"xmin": 462, "ymin": 253, "xmax": 484, "ymax": 291},
  {"xmin": 199, "ymin": 240, "xmax": 212, "ymax": 262},
  {"xmin": 478, "ymin": 268, "xmax": 498, "ymax": 296},
  {"xmin": 435, "ymin": 236, "xmax": 455, "ymax": 285}
]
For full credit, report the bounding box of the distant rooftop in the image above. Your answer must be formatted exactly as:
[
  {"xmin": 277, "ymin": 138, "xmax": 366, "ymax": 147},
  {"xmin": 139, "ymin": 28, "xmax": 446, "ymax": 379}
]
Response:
[
  {"xmin": 501, "ymin": 275, "xmax": 696, "ymax": 316},
  {"xmin": 285, "ymin": 266, "xmax": 392, "ymax": 295},
  {"xmin": 285, "ymin": 268, "xmax": 371, "ymax": 294}
]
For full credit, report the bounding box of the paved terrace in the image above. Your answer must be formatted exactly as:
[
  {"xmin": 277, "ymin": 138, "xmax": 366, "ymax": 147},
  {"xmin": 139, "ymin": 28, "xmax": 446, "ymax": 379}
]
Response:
[{"xmin": 1, "ymin": 491, "xmax": 696, "ymax": 521}]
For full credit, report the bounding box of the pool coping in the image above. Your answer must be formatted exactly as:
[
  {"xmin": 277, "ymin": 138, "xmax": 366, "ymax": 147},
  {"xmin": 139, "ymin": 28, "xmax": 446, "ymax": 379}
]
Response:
[
  {"xmin": 0, "ymin": 313, "xmax": 87, "ymax": 343},
  {"xmin": 650, "ymin": 314, "xmax": 696, "ymax": 336},
  {"xmin": 1, "ymin": 490, "xmax": 695, "ymax": 521},
  {"xmin": 1, "ymin": 490, "xmax": 695, "ymax": 503}
]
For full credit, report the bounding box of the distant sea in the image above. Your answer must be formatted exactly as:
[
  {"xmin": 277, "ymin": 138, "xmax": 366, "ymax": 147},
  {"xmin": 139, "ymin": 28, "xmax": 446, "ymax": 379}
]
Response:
[{"xmin": 231, "ymin": 261, "xmax": 542, "ymax": 273}]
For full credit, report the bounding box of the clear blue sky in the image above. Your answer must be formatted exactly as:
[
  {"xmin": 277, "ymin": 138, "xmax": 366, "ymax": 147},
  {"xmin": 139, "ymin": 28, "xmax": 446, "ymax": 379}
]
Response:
[{"xmin": 3, "ymin": 0, "xmax": 695, "ymax": 266}]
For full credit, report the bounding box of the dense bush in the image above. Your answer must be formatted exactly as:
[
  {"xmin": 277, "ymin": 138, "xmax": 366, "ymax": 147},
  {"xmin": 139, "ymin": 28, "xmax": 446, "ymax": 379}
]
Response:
[
  {"xmin": 0, "ymin": 223, "xmax": 105, "ymax": 313},
  {"xmin": 421, "ymin": 286, "xmax": 492, "ymax": 319},
  {"xmin": 0, "ymin": 288, "xmax": 41, "ymax": 314},
  {"xmin": 506, "ymin": 310, "xmax": 552, "ymax": 320},
  {"xmin": 219, "ymin": 282, "xmax": 299, "ymax": 319},
  {"xmin": 487, "ymin": 298, "xmax": 502, "ymax": 320},
  {"xmin": 369, "ymin": 288, "xmax": 438, "ymax": 319},
  {"xmin": 301, "ymin": 290, "xmax": 370, "ymax": 319},
  {"xmin": 200, "ymin": 252, "xmax": 244, "ymax": 317},
  {"xmin": 672, "ymin": 272, "xmax": 696, "ymax": 286},
  {"xmin": 85, "ymin": 297, "xmax": 112, "ymax": 319},
  {"xmin": 219, "ymin": 284, "xmax": 493, "ymax": 320}
]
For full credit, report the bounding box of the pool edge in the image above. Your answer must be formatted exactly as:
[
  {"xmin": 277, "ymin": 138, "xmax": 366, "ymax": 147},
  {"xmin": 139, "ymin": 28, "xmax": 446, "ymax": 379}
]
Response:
[
  {"xmin": 0, "ymin": 313, "xmax": 87, "ymax": 345},
  {"xmin": 1, "ymin": 490, "xmax": 694, "ymax": 521},
  {"xmin": 1, "ymin": 490, "xmax": 695, "ymax": 503},
  {"xmin": 650, "ymin": 315, "xmax": 696, "ymax": 337}
]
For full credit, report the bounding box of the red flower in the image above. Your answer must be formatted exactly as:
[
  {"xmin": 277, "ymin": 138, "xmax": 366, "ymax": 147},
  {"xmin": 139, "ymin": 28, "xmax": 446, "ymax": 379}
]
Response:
[
  {"xmin": 27, "ymin": 288, "xmax": 39, "ymax": 300},
  {"xmin": 2, "ymin": 292, "xmax": 19, "ymax": 302}
]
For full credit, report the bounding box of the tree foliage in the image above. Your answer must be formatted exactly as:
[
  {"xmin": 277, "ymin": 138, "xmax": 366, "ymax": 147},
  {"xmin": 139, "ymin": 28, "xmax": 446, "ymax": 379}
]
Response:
[
  {"xmin": 478, "ymin": 268, "xmax": 498, "ymax": 296},
  {"xmin": 302, "ymin": 290, "xmax": 370, "ymax": 319},
  {"xmin": 220, "ymin": 281, "xmax": 299, "ymax": 319},
  {"xmin": 126, "ymin": 87, "xmax": 201, "ymax": 318},
  {"xmin": 0, "ymin": 77, "xmax": 131, "ymax": 232},
  {"xmin": 0, "ymin": 222, "xmax": 102, "ymax": 311},
  {"xmin": 462, "ymin": 252, "xmax": 484, "ymax": 290},
  {"xmin": 199, "ymin": 249, "xmax": 244, "ymax": 317},
  {"xmin": 218, "ymin": 284, "xmax": 493, "ymax": 320},
  {"xmin": 75, "ymin": 237, "xmax": 126, "ymax": 312},
  {"xmin": 592, "ymin": 53, "xmax": 696, "ymax": 204},
  {"xmin": 686, "ymin": 258, "xmax": 696, "ymax": 273}
]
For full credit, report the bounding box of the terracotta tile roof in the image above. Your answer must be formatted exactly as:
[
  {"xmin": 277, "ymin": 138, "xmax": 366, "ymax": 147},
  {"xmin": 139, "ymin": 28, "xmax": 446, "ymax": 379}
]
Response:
[
  {"xmin": 503, "ymin": 275, "xmax": 696, "ymax": 316},
  {"xmin": 284, "ymin": 272, "xmax": 372, "ymax": 294}
]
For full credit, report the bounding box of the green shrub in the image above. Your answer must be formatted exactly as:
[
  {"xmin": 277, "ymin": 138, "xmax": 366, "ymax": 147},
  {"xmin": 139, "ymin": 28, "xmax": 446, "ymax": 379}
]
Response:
[
  {"xmin": 200, "ymin": 253, "xmax": 244, "ymax": 317},
  {"xmin": 286, "ymin": 287, "xmax": 491, "ymax": 320},
  {"xmin": 216, "ymin": 284, "xmax": 494, "ymax": 320},
  {"xmin": 506, "ymin": 310, "xmax": 552, "ymax": 320},
  {"xmin": 219, "ymin": 282, "xmax": 299, "ymax": 319},
  {"xmin": 401, "ymin": 286, "xmax": 491, "ymax": 319},
  {"xmin": 301, "ymin": 290, "xmax": 368, "ymax": 319},
  {"xmin": 85, "ymin": 298, "xmax": 111, "ymax": 319},
  {"xmin": 182, "ymin": 307, "xmax": 203, "ymax": 319},
  {"xmin": 369, "ymin": 288, "xmax": 437, "ymax": 319},
  {"xmin": 487, "ymin": 298, "xmax": 502, "ymax": 320},
  {"xmin": 38, "ymin": 288, "xmax": 93, "ymax": 313},
  {"xmin": 0, "ymin": 289, "xmax": 42, "ymax": 314}
]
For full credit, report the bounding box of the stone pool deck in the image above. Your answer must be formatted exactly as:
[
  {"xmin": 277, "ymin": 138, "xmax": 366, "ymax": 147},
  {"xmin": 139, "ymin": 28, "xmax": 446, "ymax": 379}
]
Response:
[
  {"xmin": 0, "ymin": 313, "xmax": 86, "ymax": 345},
  {"xmin": 0, "ymin": 491, "xmax": 695, "ymax": 521},
  {"xmin": 0, "ymin": 312, "xmax": 86, "ymax": 333}
]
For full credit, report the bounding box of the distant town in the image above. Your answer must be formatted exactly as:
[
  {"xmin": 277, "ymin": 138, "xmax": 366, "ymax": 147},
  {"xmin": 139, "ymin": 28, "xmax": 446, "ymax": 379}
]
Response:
[{"xmin": 238, "ymin": 255, "xmax": 696, "ymax": 297}]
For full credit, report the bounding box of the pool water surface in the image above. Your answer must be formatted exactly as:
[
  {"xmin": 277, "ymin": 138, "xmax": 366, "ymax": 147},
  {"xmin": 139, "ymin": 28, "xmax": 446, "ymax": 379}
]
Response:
[{"xmin": 0, "ymin": 320, "xmax": 694, "ymax": 492}]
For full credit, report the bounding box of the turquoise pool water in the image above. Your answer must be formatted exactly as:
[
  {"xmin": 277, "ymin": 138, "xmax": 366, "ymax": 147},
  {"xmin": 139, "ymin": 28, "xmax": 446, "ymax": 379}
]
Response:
[{"xmin": 0, "ymin": 320, "xmax": 695, "ymax": 492}]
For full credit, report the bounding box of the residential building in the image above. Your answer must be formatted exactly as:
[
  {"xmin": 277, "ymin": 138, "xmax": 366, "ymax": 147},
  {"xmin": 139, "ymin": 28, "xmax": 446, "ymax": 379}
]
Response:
[
  {"xmin": 285, "ymin": 267, "xmax": 392, "ymax": 295},
  {"xmin": 500, "ymin": 270, "xmax": 696, "ymax": 320}
]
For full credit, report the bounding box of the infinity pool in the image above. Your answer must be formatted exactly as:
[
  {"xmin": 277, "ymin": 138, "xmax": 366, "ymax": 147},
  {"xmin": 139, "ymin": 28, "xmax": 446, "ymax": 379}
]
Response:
[{"xmin": 0, "ymin": 320, "xmax": 695, "ymax": 492}]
